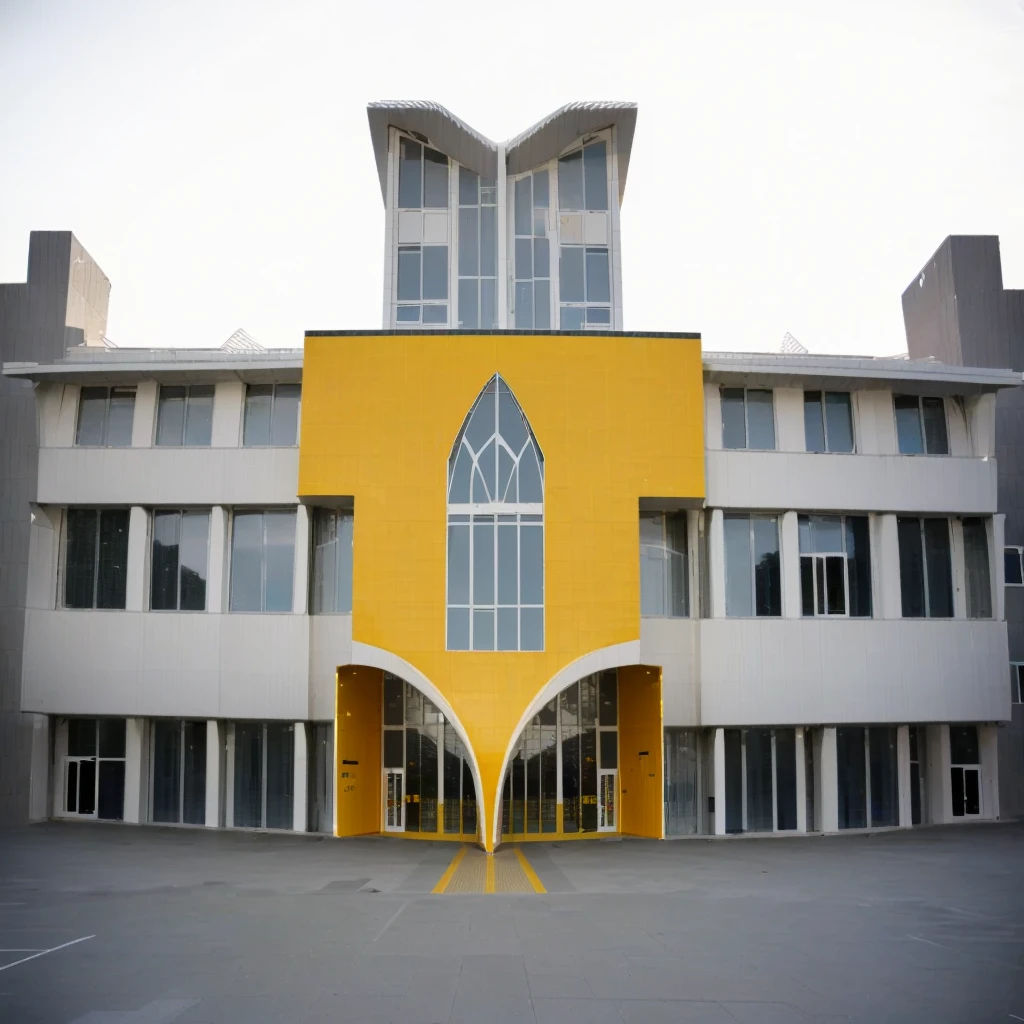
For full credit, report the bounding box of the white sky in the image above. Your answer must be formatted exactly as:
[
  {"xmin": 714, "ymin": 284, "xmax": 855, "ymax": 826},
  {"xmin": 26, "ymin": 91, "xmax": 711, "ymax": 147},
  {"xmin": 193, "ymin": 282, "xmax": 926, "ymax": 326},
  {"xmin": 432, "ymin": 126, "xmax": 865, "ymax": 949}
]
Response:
[{"xmin": 1, "ymin": 0, "xmax": 1022, "ymax": 354}]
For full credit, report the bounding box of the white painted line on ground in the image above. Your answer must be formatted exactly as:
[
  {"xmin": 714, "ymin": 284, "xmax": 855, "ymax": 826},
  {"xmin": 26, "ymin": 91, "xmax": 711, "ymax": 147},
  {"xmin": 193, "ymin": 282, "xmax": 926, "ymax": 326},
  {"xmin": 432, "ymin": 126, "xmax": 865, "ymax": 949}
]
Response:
[
  {"xmin": 1008, "ymin": 1014, "xmax": 1024, "ymax": 1021},
  {"xmin": 0, "ymin": 949, "xmax": 45, "ymax": 952},
  {"xmin": 0, "ymin": 935, "xmax": 95, "ymax": 972},
  {"xmin": 908, "ymin": 934, "xmax": 946, "ymax": 948},
  {"xmin": 0, "ymin": 903, "xmax": 27, "ymax": 907},
  {"xmin": 372, "ymin": 900, "xmax": 409, "ymax": 943}
]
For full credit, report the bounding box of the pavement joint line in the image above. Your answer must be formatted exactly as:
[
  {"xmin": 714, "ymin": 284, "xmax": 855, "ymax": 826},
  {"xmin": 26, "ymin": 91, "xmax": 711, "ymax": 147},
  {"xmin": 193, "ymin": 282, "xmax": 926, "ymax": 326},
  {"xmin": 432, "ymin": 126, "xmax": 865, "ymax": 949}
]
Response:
[
  {"xmin": 431, "ymin": 844, "xmax": 468, "ymax": 894},
  {"xmin": 0, "ymin": 934, "xmax": 95, "ymax": 972},
  {"xmin": 371, "ymin": 899, "xmax": 409, "ymax": 943},
  {"xmin": 513, "ymin": 846, "xmax": 546, "ymax": 893}
]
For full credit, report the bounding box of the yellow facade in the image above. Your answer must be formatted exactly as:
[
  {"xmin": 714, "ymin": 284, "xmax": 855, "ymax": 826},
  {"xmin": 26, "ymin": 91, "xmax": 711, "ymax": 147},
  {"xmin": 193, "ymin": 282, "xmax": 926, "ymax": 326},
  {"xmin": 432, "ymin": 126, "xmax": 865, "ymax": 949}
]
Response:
[{"xmin": 300, "ymin": 332, "xmax": 704, "ymax": 849}]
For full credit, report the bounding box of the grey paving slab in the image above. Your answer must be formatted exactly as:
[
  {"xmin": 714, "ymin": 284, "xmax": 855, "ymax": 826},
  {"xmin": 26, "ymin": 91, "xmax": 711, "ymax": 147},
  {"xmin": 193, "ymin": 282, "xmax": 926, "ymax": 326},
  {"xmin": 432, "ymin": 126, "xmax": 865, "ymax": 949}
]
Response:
[
  {"xmin": 533, "ymin": 995, "xmax": 625, "ymax": 1023},
  {"xmin": 615, "ymin": 1000, "xmax": 737, "ymax": 1023}
]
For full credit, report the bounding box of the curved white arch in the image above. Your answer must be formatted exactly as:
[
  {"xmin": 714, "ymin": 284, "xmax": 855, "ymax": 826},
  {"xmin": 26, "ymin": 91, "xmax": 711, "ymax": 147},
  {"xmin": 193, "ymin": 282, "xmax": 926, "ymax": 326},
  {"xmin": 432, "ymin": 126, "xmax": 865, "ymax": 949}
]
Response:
[
  {"xmin": 490, "ymin": 640, "xmax": 641, "ymax": 849},
  {"xmin": 350, "ymin": 641, "xmax": 487, "ymax": 847}
]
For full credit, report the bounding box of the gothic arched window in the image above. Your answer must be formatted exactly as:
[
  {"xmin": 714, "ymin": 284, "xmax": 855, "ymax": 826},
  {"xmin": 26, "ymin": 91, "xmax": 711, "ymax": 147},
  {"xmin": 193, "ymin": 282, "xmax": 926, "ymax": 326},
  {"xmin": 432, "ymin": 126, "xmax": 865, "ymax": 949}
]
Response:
[{"xmin": 446, "ymin": 375, "xmax": 543, "ymax": 651}]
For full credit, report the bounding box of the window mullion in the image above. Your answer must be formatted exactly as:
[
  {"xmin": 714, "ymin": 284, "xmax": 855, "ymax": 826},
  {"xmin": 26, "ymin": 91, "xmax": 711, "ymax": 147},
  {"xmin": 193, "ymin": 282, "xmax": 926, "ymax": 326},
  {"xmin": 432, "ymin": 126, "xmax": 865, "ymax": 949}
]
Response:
[{"xmin": 920, "ymin": 520, "xmax": 930, "ymax": 618}]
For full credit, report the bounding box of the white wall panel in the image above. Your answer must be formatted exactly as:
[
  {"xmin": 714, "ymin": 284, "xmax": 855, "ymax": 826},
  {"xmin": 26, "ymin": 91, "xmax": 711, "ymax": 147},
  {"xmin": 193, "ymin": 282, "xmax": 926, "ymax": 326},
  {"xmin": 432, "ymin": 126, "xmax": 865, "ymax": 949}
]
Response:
[
  {"xmin": 700, "ymin": 618, "xmax": 1010, "ymax": 727},
  {"xmin": 706, "ymin": 450, "xmax": 998, "ymax": 514},
  {"xmin": 309, "ymin": 615, "xmax": 353, "ymax": 720},
  {"xmin": 639, "ymin": 617, "xmax": 699, "ymax": 726}
]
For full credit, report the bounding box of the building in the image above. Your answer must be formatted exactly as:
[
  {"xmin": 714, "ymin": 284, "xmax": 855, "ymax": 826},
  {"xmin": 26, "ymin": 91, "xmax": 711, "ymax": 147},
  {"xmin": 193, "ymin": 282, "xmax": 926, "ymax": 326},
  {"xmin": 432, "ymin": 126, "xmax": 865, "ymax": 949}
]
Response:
[
  {"xmin": 902, "ymin": 235, "xmax": 1024, "ymax": 818},
  {"xmin": 0, "ymin": 103, "xmax": 1018, "ymax": 846}
]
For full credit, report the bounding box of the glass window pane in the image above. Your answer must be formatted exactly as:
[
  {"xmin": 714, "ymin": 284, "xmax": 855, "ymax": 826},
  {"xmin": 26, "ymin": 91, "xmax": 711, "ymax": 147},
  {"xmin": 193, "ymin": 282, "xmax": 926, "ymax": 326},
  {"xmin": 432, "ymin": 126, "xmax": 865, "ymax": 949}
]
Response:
[
  {"xmin": 447, "ymin": 607, "xmax": 470, "ymax": 650},
  {"xmin": 845, "ymin": 516, "xmax": 872, "ymax": 617},
  {"xmin": 533, "ymin": 238, "xmax": 550, "ymax": 280},
  {"xmin": 233, "ymin": 722, "xmax": 263, "ymax": 827},
  {"xmin": 745, "ymin": 390, "xmax": 775, "ymax": 450},
  {"xmin": 447, "ymin": 524, "xmax": 470, "ymax": 604},
  {"xmin": 520, "ymin": 524, "xmax": 543, "ymax": 605},
  {"xmin": 480, "ymin": 278, "xmax": 496, "ymax": 330},
  {"xmin": 560, "ymin": 306, "xmax": 585, "ymax": 330},
  {"xmin": 96, "ymin": 509, "xmax": 129, "ymax": 609},
  {"xmin": 264, "ymin": 511, "xmax": 296, "ymax": 613},
  {"xmin": 583, "ymin": 141, "xmax": 609, "ymax": 210},
  {"xmin": 179, "ymin": 511, "xmax": 210, "ymax": 611},
  {"xmin": 837, "ymin": 727, "xmax": 867, "ymax": 829},
  {"xmin": 558, "ymin": 149, "xmax": 584, "ymax": 211},
  {"xmin": 243, "ymin": 384, "xmax": 273, "ymax": 446},
  {"xmin": 497, "ymin": 524, "xmax": 517, "ymax": 605},
  {"xmin": 458, "ymin": 207, "xmax": 478, "ymax": 276},
  {"xmin": 230, "ymin": 512, "xmax": 263, "ymax": 612},
  {"xmin": 151, "ymin": 720, "xmax": 181, "ymax": 823},
  {"xmin": 182, "ymin": 720, "xmax": 207, "ymax": 825},
  {"xmin": 76, "ymin": 387, "xmax": 107, "ymax": 446},
  {"xmin": 745, "ymin": 728, "xmax": 773, "ymax": 832},
  {"xmin": 515, "ymin": 237, "xmax": 532, "ymax": 280},
  {"xmin": 514, "ymin": 281, "xmax": 533, "ymax": 329},
  {"xmin": 752, "ymin": 516, "xmax": 781, "ymax": 617},
  {"xmin": 868, "ymin": 727, "xmax": 898, "ymax": 827},
  {"xmin": 533, "ymin": 280, "xmax": 551, "ymax": 330},
  {"xmin": 897, "ymin": 517, "xmax": 926, "ymax": 617},
  {"xmin": 721, "ymin": 388, "xmax": 746, "ymax": 449},
  {"xmin": 515, "ymin": 176, "xmax": 532, "ymax": 236},
  {"xmin": 459, "ymin": 165, "xmax": 478, "ymax": 206},
  {"xmin": 265, "ymin": 724, "xmax": 294, "ymax": 829},
  {"xmin": 963, "ymin": 517, "xmax": 992, "ymax": 619},
  {"xmin": 183, "ymin": 385, "xmax": 214, "ymax": 447},
  {"xmin": 520, "ymin": 607, "xmax": 543, "ymax": 651},
  {"xmin": 480, "ymin": 207, "xmax": 496, "ymax": 277},
  {"xmin": 724, "ymin": 514, "xmax": 753, "ymax": 617},
  {"xmin": 775, "ymin": 728, "xmax": 797, "ymax": 830},
  {"xmin": 586, "ymin": 307, "xmax": 610, "ymax": 325},
  {"xmin": 397, "ymin": 247, "xmax": 421, "ymax": 302},
  {"xmin": 396, "ymin": 305, "xmax": 419, "ymax": 323},
  {"xmin": 68, "ymin": 718, "xmax": 97, "ymax": 757},
  {"xmin": 422, "ymin": 304, "xmax": 447, "ymax": 324},
  {"xmin": 599, "ymin": 671, "xmax": 617, "ymax": 725},
  {"xmin": 560, "ymin": 246, "xmax": 584, "ymax": 302},
  {"xmin": 106, "ymin": 389, "xmax": 136, "ymax": 447},
  {"xmin": 600, "ymin": 730, "xmax": 618, "ymax": 769},
  {"xmin": 398, "ymin": 137, "xmax": 422, "ymax": 208},
  {"xmin": 894, "ymin": 395, "xmax": 923, "ymax": 455},
  {"xmin": 472, "ymin": 520, "xmax": 494, "ymax": 605},
  {"xmin": 585, "ymin": 247, "xmax": 610, "ymax": 303},
  {"xmin": 824, "ymin": 392, "xmax": 854, "ymax": 452},
  {"xmin": 65, "ymin": 508, "xmax": 98, "ymax": 608},
  {"xmin": 98, "ymin": 718, "xmax": 126, "ymax": 757},
  {"xmin": 825, "ymin": 555, "xmax": 846, "ymax": 614},
  {"xmin": 798, "ymin": 514, "xmax": 811, "ymax": 553},
  {"xmin": 383, "ymin": 674, "xmax": 404, "ymax": 725},
  {"xmin": 800, "ymin": 556, "xmax": 814, "ymax": 616},
  {"xmin": 270, "ymin": 383, "xmax": 300, "ymax": 446},
  {"xmin": 473, "ymin": 608, "xmax": 495, "ymax": 651},
  {"xmin": 922, "ymin": 397, "xmax": 949, "ymax": 455},
  {"xmin": 384, "ymin": 729, "xmax": 404, "ymax": 769},
  {"xmin": 497, "ymin": 607, "xmax": 518, "ymax": 651},
  {"xmin": 423, "ymin": 147, "xmax": 448, "ymax": 207},
  {"xmin": 498, "ymin": 389, "xmax": 528, "ymax": 456},
  {"xmin": 156, "ymin": 386, "xmax": 186, "ymax": 446},
  {"xmin": 803, "ymin": 392, "xmax": 826, "ymax": 452},
  {"xmin": 950, "ymin": 725, "xmax": 979, "ymax": 764},
  {"xmin": 151, "ymin": 510, "xmax": 181, "ymax": 610},
  {"xmin": 533, "ymin": 169, "xmax": 549, "ymax": 208},
  {"xmin": 97, "ymin": 760, "xmax": 124, "ymax": 820},
  {"xmin": 923, "ymin": 518, "xmax": 953, "ymax": 617},
  {"xmin": 1005, "ymin": 548, "xmax": 1023, "ymax": 586},
  {"xmin": 335, "ymin": 513, "xmax": 353, "ymax": 613},
  {"xmin": 810, "ymin": 515, "xmax": 843, "ymax": 552},
  {"xmin": 422, "ymin": 246, "xmax": 448, "ymax": 301}
]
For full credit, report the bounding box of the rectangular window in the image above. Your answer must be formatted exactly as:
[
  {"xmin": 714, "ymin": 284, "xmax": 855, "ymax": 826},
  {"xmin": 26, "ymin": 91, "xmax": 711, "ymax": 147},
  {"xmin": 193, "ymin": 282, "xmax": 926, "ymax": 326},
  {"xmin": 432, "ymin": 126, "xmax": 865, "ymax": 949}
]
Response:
[
  {"xmin": 151, "ymin": 720, "xmax": 207, "ymax": 825},
  {"xmin": 559, "ymin": 245, "xmax": 610, "ymax": 329},
  {"xmin": 229, "ymin": 510, "xmax": 296, "ymax": 613},
  {"xmin": 155, "ymin": 385, "xmax": 214, "ymax": 446},
  {"xmin": 803, "ymin": 391, "xmax": 854, "ymax": 453},
  {"xmin": 723, "ymin": 513, "xmax": 780, "ymax": 617},
  {"xmin": 639, "ymin": 512, "xmax": 688, "ymax": 617},
  {"xmin": 1005, "ymin": 546, "xmax": 1024, "ymax": 586},
  {"xmin": 75, "ymin": 386, "xmax": 136, "ymax": 447},
  {"xmin": 1011, "ymin": 664, "xmax": 1024, "ymax": 705},
  {"xmin": 963, "ymin": 517, "xmax": 992, "ymax": 619},
  {"xmin": 150, "ymin": 510, "xmax": 210, "ymax": 611},
  {"xmin": 242, "ymin": 383, "xmax": 300, "ymax": 446},
  {"xmin": 720, "ymin": 388, "xmax": 776, "ymax": 450},
  {"xmin": 63, "ymin": 718, "xmax": 127, "ymax": 820},
  {"xmin": 64, "ymin": 508, "xmax": 129, "ymax": 609},
  {"xmin": 310, "ymin": 508, "xmax": 353, "ymax": 614},
  {"xmin": 397, "ymin": 138, "xmax": 447, "ymax": 210},
  {"xmin": 798, "ymin": 514, "xmax": 871, "ymax": 617},
  {"xmin": 894, "ymin": 394, "xmax": 949, "ymax": 455},
  {"xmin": 397, "ymin": 244, "xmax": 449, "ymax": 326},
  {"xmin": 897, "ymin": 517, "xmax": 953, "ymax": 618}
]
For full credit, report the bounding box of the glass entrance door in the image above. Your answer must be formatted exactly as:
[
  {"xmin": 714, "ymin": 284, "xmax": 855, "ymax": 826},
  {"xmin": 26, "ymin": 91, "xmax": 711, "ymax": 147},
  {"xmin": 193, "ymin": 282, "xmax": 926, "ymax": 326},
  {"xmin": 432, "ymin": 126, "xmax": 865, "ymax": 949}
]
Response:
[
  {"xmin": 598, "ymin": 770, "xmax": 617, "ymax": 831},
  {"xmin": 384, "ymin": 769, "xmax": 405, "ymax": 831},
  {"xmin": 64, "ymin": 757, "xmax": 97, "ymax": 816},
  {"xmin": 951, "ymin": 766, "xmax": 981, "ymax": 817}
]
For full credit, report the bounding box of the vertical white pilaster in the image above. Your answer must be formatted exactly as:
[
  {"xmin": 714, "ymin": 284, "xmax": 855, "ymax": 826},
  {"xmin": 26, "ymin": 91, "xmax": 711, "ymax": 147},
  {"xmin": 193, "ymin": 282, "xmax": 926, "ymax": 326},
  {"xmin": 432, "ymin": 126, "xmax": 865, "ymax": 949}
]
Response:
[
  {"xmin": 704, "ymin": 383, "xmax": 722, "ymax": 450},
  {"xmin": 897, "ymin": 724, "xmax": 912, "ymax": 827},
  {"xmin": 28, "ymin": 714, "xmax": 50, "ymax": 821},
  {"xmin": 713, "ymin": 727, "xmax": 726, "ymax": 835},
  {"xmin": 382, "ymin": 129, "xmax": 397, "ymax": 328},
  {"xmin": 687, "ymin": 510, "xmax": 701, "ymax": 619},
  {"xmin": 211, "ymin": 381, "xmax": 245, "ymax": 447},
  {"xmin": 950, "ymin": 517, "xmax": 968, "ymax": 619},
  {"xmin": 131, "ymin": 381, "xmax": 157, "ymax": 447},
  {"xmin": 608, "ymin": 126, "xmax": 624, "ymax": 332},
  {"xmin": 496, "ymin": 143, "xmax": 509, "ymax": 329},
  {"xmin": 207, "ymin": 506, "xmax": 227, "ymax": 613},
  {"xmin": 293, "ymin": 504, "xmax": 310, "ymax": 615},
  {"xmin": 980, "ymin": 724, "xmax": 1000, "ymax": 820},
  {"xmin": 123, "ymin": 717, "xmax": 146, "ymax": 824},
  {"xmin": 876, "ymin": 514, "xmax": 902, "ymax": 619},
  {"xmin": 819, "ymin": 727, "xmax": 839, "ymax": 832},
  {"xmin": 224, "ymin": 723, "xmax": 235, "ymax": 827},
  {"xmin": 781, "ymin": 511, "xmax": 801, "ymax": 619},
  {"xmin": 925, "ymin": 724, "xmax": 951, "ymax": 824},
  {"xmin": 205, "ymin": 720, "xmax": 222, "ymax": 827},
  {"xmin": 293, "ymin": 722, "xmax": 308, "ymax": 832},
  {"xmin": 52, "ymin": 719, "xmax": 68, "ymax": 815},
  {"xmin": 709, "ymin": 509, "xmax": 726, "ymax": 618},
  {"xmin": 795, "ymin": 727, "xmax": 807, "ymax": 832},
  {"xmin": 125, "ymin": 506, "xmax": 148, "ymax": 612},
  {"xmin": 773, "ymin": 388, "xmax": 806, "ymax": 452},
  {"xmin": 992, "ymin": 514, "xmax": 1006, "ymax": 621}
]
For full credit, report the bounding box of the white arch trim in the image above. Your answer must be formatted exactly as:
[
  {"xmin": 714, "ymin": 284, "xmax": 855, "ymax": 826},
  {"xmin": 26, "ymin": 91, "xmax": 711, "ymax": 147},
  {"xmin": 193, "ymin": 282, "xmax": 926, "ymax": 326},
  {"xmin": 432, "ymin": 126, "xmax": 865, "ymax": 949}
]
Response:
[
  {"xmin": 349, "ymin": 641, "xmax": 487, "ymax": 847},
  {"xmin": 490, "ymin": 639, "xmax": 641, "ymax": 849}
]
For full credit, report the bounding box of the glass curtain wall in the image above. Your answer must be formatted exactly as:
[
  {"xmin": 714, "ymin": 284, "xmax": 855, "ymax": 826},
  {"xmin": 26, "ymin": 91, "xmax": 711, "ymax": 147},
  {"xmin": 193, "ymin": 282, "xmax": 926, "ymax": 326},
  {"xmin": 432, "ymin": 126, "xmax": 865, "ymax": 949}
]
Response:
[
  {"xmin": 512, "ymin": 169, "xmax": 551, "ymax": 329},
  {"xmin": 232, "ymin": 722, "xmax": 294, "ymax": 829},
  {"xmin": 836, "ymin": 726, "xmax": 898, "ymax": 829},
  {"xmin": 722, "ymin": 728, "xmax": 798, "ymax": 833},
  {"xmin": 640, "ymin": 512, "xmax": 688, "ymax": 617},
  {"xmin": 457, "ymin": 167, "xmax": 497, "ymax": 329},
  {"xmin": 151, "ymin": 720, "xmax": 207, "ymax": 825},
  {"xmin": 664, "ymin": 728, "xmax": 700, "ymax": 835},
  {"xmin": 310, "ymin": 508, "xmax": 354, "ymax": 613}
]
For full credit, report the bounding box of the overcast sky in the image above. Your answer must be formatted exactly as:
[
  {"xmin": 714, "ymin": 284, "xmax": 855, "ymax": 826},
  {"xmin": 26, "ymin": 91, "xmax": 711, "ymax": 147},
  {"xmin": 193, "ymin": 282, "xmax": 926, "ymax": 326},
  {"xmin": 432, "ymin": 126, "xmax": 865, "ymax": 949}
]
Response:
[{"xmin": 1, "ymin": 0, "xmax": 1022, "ymax": 353}]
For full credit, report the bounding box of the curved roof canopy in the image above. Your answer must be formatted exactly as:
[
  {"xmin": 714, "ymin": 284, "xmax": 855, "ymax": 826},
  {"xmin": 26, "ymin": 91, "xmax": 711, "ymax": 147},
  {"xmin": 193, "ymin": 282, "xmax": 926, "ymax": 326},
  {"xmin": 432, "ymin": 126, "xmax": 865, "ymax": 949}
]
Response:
[{"xmin": 367, "ymin": 101, "xmax": 637, "ymax": 205}]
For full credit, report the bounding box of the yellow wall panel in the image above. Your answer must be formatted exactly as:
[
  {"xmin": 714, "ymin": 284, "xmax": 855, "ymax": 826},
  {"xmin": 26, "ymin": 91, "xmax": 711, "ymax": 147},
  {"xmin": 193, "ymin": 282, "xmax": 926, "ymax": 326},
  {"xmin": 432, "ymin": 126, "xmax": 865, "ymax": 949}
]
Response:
[
  {"xmin": 335, "ymin": 666, "xmax": 383, "ymax": 837},
  {"xmin": 618, "ymin": 665, "xmax": 665, "ymax": 839}
]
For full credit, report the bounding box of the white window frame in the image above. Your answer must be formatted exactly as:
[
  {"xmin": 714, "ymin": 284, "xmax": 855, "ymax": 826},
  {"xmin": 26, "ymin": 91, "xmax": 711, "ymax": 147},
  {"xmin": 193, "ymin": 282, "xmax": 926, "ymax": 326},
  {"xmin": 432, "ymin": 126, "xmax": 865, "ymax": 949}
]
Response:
[
  {"xmin": 74, "ymin": 385, "xmax": 137, "ymax": 448},
  {"xmin": 719, "ymin": 386, "xmax": 777, "ymax": 451},
  {"xmin": 1005, "ymin": 546, "xmax": 1024, "ymax": 587},
  {"xmin": 1012, "ymin": 663, "xmax": 1024, "ymax": 705},
  {"xmin": 893, "ymin": 393, "xmax": 949, "ymax": 456},
  {"xmin": 803, "ymin": 390, "xmax": 856, "ymax": 453},
  {"xmin": 155, "ymin": 384, "xmax": 215, "ymax": 447}
]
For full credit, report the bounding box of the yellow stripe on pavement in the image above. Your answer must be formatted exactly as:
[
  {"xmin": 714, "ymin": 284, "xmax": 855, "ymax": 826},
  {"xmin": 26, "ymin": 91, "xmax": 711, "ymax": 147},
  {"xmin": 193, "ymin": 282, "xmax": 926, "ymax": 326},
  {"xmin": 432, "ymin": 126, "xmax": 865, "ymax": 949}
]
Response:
[
  {"xmin": 431, "ymin": 844, "xmax": 468, "ymax": 893},
  {"xmin": 513, "ymin": 846, "xmax": 546, "ymax": 893},
  {"xmin": 485, "ymin": 852, "xmax": 495, "ymax": 893}
]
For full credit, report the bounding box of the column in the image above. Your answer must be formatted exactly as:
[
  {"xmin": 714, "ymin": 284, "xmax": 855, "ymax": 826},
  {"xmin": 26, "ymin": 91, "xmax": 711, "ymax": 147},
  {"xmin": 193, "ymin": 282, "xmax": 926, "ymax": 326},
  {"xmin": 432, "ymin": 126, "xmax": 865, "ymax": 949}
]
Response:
[
  {"xmin": 686, "ymin": 510, "xmax": 701, "ymax": 618},
  {"xmin": 608, "ymin": 126, "xmax": 624, "ymax": 331},
  {"xmin": 496, "ymin": 143, "xmax": 509, "ymax": 329},
  {"xmin": 27, "ymin": 714, "xmax": 50, "ymax": 821},
  {"xmin": 709, "ymin": 509, "xmax": 726, "ymax": 618},
  {"xmin": 207, "ymin": 506, "xmax": 227, "ymax": 613},
  {"xmin": 293, "ymin": 722, "xmax": 308, "ymax": 832},
  {"xmin": 224, "ymin": 723, "xmax": 235, "ymax": 826},
  {"xmin": 122, "ymin": 717, "xmax": 146, "ymax": 824},
  {"xmin": 795, "ymin": 727, "xmax": 807, "ymax": 832},
  {"xmin": 131, "ymin": 381, "xmax": 158, "ymax": 447},
  {"xmin": 992, "ymin": 514, "xmax": 1006, "ymax": 622},
  {"xmin": 897, "ymin": 724, "xmax": 912, "ymax": 827},
  {"xmin": 211, "ymin": 381, "xmax": 245, "ymax": 447},
  {"xmin": 293, "ymin": 504, "xmax": 310, "ymax": 615},
  {"xmin": 713, "ymin": 727, "xmax": 726, "ymax": 835},
  {"xmin": 819, "ymin": 727, "xmax": 838, "ymax": 832},
  {"xmin": 950, "ymin": 518, "xmax": 968, "ymax": 619},
  {"xmin": 875, "ymin": 514, "xmax": 902, "ymax": 619},
  {"xmin": 125, "ymin": 506, "xmax": 148, "ymax": 611},
  {"xmin": 780, "ymin": 511, "xmax": 801, "ymax": 619},
  {"xmin": 205, "ymin": 720, "xmax": 222, "ymax": 828},
  {"xmin": 980, "ymin": 724, "xmax": 1001, "ymax": 820}
]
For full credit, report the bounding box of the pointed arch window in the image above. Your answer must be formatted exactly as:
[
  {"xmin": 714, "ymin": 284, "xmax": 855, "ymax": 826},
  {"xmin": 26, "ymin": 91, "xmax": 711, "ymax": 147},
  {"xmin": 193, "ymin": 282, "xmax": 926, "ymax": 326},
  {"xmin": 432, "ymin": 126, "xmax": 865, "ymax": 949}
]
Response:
[{"xmin": 447, "ymin": 375, "xmax": 543, "ymax": 652}]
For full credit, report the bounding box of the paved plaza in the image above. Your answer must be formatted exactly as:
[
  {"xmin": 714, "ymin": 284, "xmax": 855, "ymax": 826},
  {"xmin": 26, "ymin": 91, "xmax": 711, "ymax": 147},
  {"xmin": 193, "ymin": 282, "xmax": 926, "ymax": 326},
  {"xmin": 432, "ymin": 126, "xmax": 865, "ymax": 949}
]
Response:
[{"xmin": 1, "ymin": 822, "xmax": 1022, "ymax": 1023}]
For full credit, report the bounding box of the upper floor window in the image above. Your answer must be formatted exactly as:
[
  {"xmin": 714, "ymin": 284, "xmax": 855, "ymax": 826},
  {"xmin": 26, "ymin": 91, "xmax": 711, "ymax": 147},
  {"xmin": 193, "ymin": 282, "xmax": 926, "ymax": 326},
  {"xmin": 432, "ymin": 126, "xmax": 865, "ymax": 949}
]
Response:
[
  {"xmin": 447, "ymin": 375, "xmax": 543, "ymax": 651},
  {"xmin": 897, "ymin": 516, "xmax": 953, "ymax": 618},
  {"xmin": 242, "ymin": 383, "xmax": 300, "ymax": 447},
  {"xmin": 721, "ymin": 388, "xmax": 776, "ymax": 450},
  {"xmin": 558, "ymin": 139, "xmax": 608, "ymax": 212},
  {"xmin": 76, "ymin": 386, "xmax": 135, "ymax": 447},
  {"xmin": 229, "ymin": 509, "xmax": 296, "ymax": 612},
  {"xmin": 457, "ymin": 166, "xmax": 497, "ymax": 329},
  {"xmin": 151, "ymin": 509, "xmax": 211, "ymax": 611},
  {"xmin": 398, "ymin": 138, "xmax": 448, "ymax": 210},
  {"xmin": 310, "ymin": 508, "xmax": 353, "ymax": 614},
  {"xmin": 963, "ymin": 517, "xmax": 992, "ymax": 619},
  {"xmin": 559, "ymin": 245, "xmax": 610, "ymax": 330},
  {"xmin": 64, "ymin": 508, "xmax": 129, "ymax": 609},
  {"xmin": 397, "ymin": 245, "xmax": 448, "ymax": 325},
  {"xmin": 640, "ymin": 512, "xmax": 688, "ymax": 617},
  {"xmin": 804, "ymin": 391, "xmax": 854, "ymax": 453},
  {"xmin": 798, "ymin": 514, "xmax": 871, "ymax": 617},
  {"xmin": 513, "ymin": 170, "xmax": 551, "ymax": 330},
  {"xmin": 894, "ymin": 395, "xmax": 948, "ymax": 455},
  {"xmin": 723, "ymin": 513, "xmax": 781, "ymax": 617},
  {"xmin": 1005, "ymin": 546, "xmax": 1024, "ymax": 586},
  {"xmin": 1011, "ymin": 663, "xmax": 1024, "ymax": 705},
  {"xmin": 156, "ymin": 385, "xmax": 214, "ymax": 447}
]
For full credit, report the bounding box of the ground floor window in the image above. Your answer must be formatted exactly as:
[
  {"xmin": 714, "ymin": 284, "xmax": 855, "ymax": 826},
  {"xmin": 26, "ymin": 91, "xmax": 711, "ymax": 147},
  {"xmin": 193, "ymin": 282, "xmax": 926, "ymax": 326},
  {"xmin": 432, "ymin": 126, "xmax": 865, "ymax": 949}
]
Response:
[
  {"xmin": 909, "ymin": 725, "xmax": 926, "ymax": 826},
  {"xmin": 723, "ymin": 727, "xmax": 798, "ymax": 833},
  {"xmin": 307, "ymin": 723, "xmax": 334, "ymax": 834},
  {"xmin": 664, "ymin": 728, "xmax": 702, "ymax": 835},
  {"xmin": 230, "ymin": 722, "xmax": 294, "ymax": 829},
  {"xmin": 949, "ymin": 725, "xmax": 981, "ymax": 817},
  {"xmin": 151, "ymin": 720, "xmax": 207, "ymax": 825},
  {"xmin": 63, "ymin": 718, "xmax": 126, "ymax": 820},
  {"xmin": 836, "ymin": 726, "xmax": 898, "ymax": 829}
]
